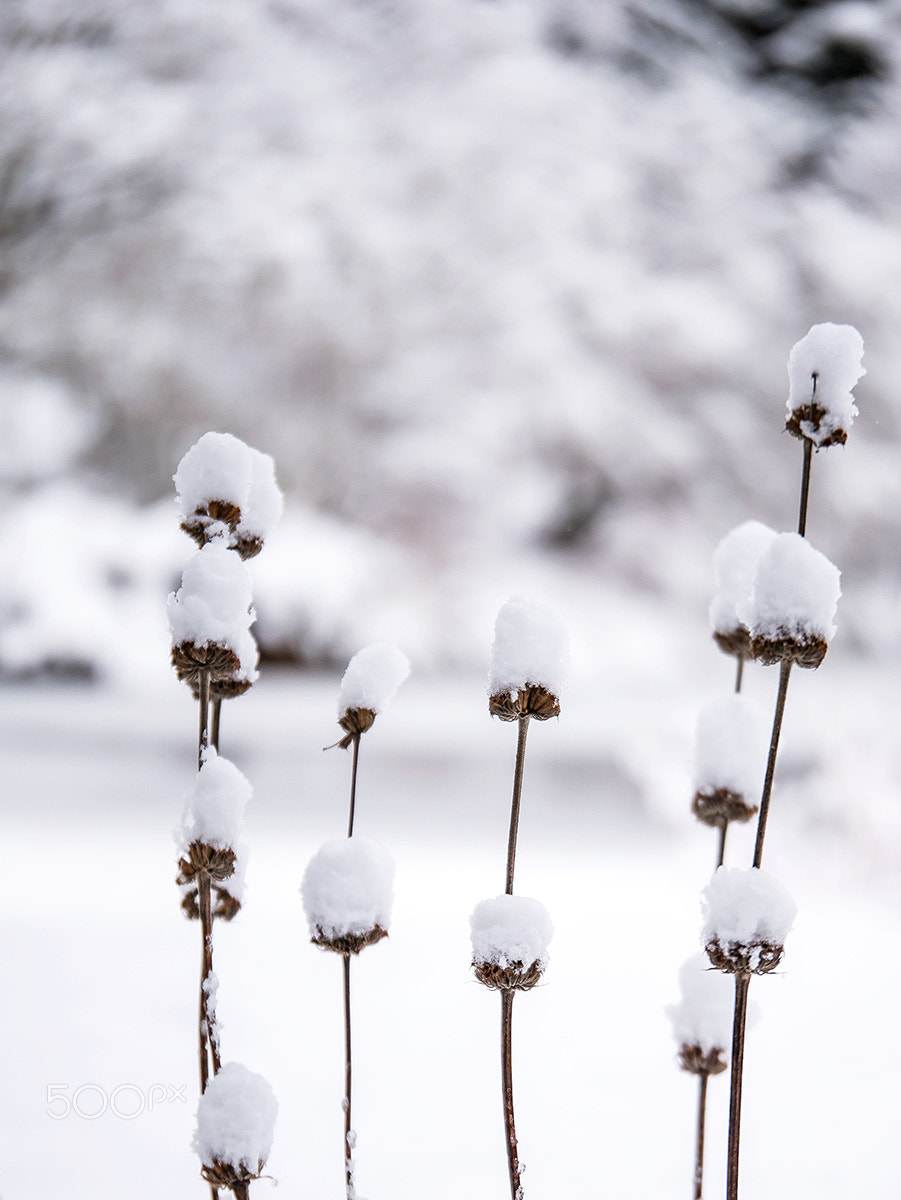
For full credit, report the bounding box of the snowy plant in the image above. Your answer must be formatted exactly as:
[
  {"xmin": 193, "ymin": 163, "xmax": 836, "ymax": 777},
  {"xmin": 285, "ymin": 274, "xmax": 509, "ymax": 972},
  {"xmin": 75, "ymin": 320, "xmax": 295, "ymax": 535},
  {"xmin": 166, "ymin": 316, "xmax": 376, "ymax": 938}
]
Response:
[
  {"xmin": 175, "ymin": 431, "xmax": 284, "ymax": 560},
  {"xmin": 193, "ymin": 1062, "xmax": 278, "ymax": 1197},
  {"xmin": 488, "ymin": 593, "xmax": 569, "ymax": 721},
  {"xmin": 669, "ymin": 952, "xmax": 733, "ymax": 1075},
  {"xmin": 709, "ymin": 520, "xmax": 777, "ymax": 664},
  {"xmin": 334, "ymin": 642, "xmax": 411, "ymax": 748},
  {"xmin": 702, "ymin": 866, "xmax": 796, "ymax": 976},
  {"xmin": 786, "ymin": 323, "xmax": 865, "ymax": 449},
  {"xmin": 301, "ymin": 836, "xmax": 395, "ymax": 954},
  {"xmin": 691, "ymin": 695, "xmax": 768, "ymax": 848},
  {"xmin": 470, "ymin": 894, "xmax": 553, "ymax": 992}
]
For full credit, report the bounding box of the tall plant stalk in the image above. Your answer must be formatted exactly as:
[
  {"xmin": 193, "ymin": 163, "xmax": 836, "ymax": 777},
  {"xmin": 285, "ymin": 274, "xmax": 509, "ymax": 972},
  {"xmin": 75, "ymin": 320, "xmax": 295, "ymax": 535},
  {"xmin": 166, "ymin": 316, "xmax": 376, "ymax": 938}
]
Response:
[{"xmin": 342, "ymin": 733, "xmax": 362, "ymax": 1197}]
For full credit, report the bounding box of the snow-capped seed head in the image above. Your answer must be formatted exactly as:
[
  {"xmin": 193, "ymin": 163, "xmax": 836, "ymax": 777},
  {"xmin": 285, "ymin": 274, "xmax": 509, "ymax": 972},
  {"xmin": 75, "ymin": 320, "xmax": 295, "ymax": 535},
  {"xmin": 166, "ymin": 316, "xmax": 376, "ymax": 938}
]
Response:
[
  {"xmin": 667, "ymin": 953, "xmax": 734, "ymax": 1075},
  {"xmin": 179, "ymin": 750, "xmax": 252, "ymax": 856},
  {"xmin": 737, "ymin": 532, "xmax": 841, "ymax": 669},
  {"xmin": 334, "ymin": 644, "xmax": 410, "ymax": 747},
  {"xmin": 470, "ymin": 894, "xmax": 554, "ymax": 993},
  {"xmin": 488, "ymin": 595, "xmax": 569, "ymax": 721},
  {"xmin": 167, "ymin": 542, "xmax": 256, "ymax": 686},
  {"xmin": 178, "ymin": 844, "xmax": 246, "ymax": 923},
  {"xmin": 709, "ymin": 521, "xmax": 778, "ymax": 658},
  {"xmin": 175, "ymin": 432, "xmax": 284, "ymax": 559},
  {"xmin": 785, "ymin": 323, "xmax": 865, "ymax": 448},
  {"xmin": 193, "ymin": 1062, "xmax": 277, "ymax": 1188},
  {"xmin": 702, "ymin": 866, "xmax": 797, "ymax": 977},
  {"xmin": 691, "ymin": 695, "xmax": 768, "ymax": 828},
  {"xmin": 301, "ymin": 837, "xmax": 395, "ymax": 955}
]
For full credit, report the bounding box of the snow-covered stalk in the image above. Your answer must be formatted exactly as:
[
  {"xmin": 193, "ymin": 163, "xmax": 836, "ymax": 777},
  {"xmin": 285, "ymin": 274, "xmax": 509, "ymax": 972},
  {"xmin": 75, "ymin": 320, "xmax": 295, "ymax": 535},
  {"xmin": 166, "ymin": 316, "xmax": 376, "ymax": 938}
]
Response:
[
  {"xmin": 476, "ymin": 596, "xmax": 567, "ymax": 1200},
  {"xmin": 302, "ymin": 644, "xmax": 408, "ymax": 1200}
]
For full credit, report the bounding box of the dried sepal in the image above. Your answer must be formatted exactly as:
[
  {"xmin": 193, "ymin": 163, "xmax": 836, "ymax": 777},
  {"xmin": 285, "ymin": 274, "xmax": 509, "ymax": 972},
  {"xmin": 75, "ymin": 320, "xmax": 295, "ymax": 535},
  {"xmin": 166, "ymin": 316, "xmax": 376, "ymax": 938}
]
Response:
[
  {"xmin": 678, "ymin": 1043, "xmax": 728, "ymax": 1076},
  {"xmin": 179, "ymin": 883, "xmax": 242, "ymax": 922},
  {"xmin": 335, "ymin": 706, "xmax": 376, "ymax": 749},
  {"xmin": 692, "ymin": 788, "xmax": 758, "ymax": 828},
  {"xmin": 750, "ymin": 632, "xmax": 828, "ymax": 669},
  {"xmin": 181, "ymin": 499, "xmax": 264, "ymax": 560},
  {"xmin": 201, "ymin": 1159, "xmax": 264, "ymax": 1194},
  {"xmin": 177, "ymin": 841, "xmax": 237, "ymax": 885},
  {"xmin": 705, "ymin": 936, "xmax": 784, "ymax": 977},
  {"xmin": 172, "ymin": 641, "xmax": 242, "ymax": 687},
  {"xmin": 786, "ymin": 400, "xmax": 847, "ymax": 448},
  {"xmin": 488, "ymin": 684, "xmax": 560, "ymax": 722},
  {"xmin": 310, "ymin": 924, "xmax": 388, "ymax": 955},
  {"xmin": 472, "ymin": 958, "xmax": 545, "ymax": 993}
]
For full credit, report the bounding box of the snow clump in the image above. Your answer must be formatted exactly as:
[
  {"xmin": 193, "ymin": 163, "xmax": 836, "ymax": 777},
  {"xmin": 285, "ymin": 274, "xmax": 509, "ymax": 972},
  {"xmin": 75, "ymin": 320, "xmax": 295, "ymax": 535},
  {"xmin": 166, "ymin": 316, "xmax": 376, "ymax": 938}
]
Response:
[
  {"xmin": 166, "ymin": 541, "xmax": 255, "ymax": 656},
  {"xmin": 469, "ymin": 894, "xmax": 554, "ymax": 969},
  {"xmin": 786, "ymin": 323, "xmax": 865, "ymax": 447},
  {"xmin": 737, "ymin": 532, "xmax": 841, "ymax": 657},
  {"xmin": 179, "ymin": 750, "xmax": 253, "ymax": 852},
  {"xmin": 488, "ymin": 594, "xmax": 569, "ymax": 699},
  {"xmin": 337, "ymin": 643, "xmax": 410, "ymax": 716},
  {"xmin": 702, "ymin": 867, "xmax": 797, "ymax": 953},
  {"xmin": 192, "ymin": 1062, "xmax": 277, "ymax": 1176},
  {"xmin": 667, "ymin": 952, "xmax": 734, "ymax": 1057},
  {"xmin": 694, "ymin": 694, "xmax": 769, "ymax": 803},
  {"xmin": 174, "ymin": 431, "xmax": 284, "ymax": 551},
  {"xmin": 301, "ymin": 837, "xmax": 395, "ymax": 941},
  {"xmin": 709, "ymin": 520, "xmax": 777, "ymax": 647}
]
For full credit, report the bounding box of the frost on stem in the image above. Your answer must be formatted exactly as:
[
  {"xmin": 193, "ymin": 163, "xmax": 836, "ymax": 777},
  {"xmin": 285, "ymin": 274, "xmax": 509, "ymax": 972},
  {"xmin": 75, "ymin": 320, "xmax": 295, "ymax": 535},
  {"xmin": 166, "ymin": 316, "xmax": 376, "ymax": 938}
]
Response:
[
  {"xmin": 738, "ymin": 532, "xmax": 841, "ymax": 668},
  {"xmin": 193, "ymin": 1062, "xmax": 277, "ymax": 1191},
  {"xmin": 168, "ymin": 541, "xmax": 258, "ymax": 689},
  {"xmin": 785, "ymin": 323, "xmax": 865, "ymax": 448},
  {"xmin": 692, "ymin": 696, "xmax": 768, "ymax": 828},
  {"xmin": 175, "ymin": 431, "xmax": 284, "ymax": 559},
  {"xmin": 702, "ymin": 867, "xmax": 796, "ymax": 976},
  {"xmin": 470, "ymin": 894, "xmax": 554, "ymax": 993},
  {"xmin": 176, "ymin": 750, "xmax": 252, "ymax": 889},
  {"xmin": 668, "ymin": 953, "xmax": 734, "ymax": 1076},
  {"xmin": 301, "ymin": 837, "xmax": 395, "ymax": 955},
  {"xmin": 488, "ymin": 595, "xmax": 569, "ymax": 721},
  {"xmin": 709, "ymin": 521, "xmax": 777, "ymax": 659},
  {"xmin": 334, "ymin": 643, "xmax": 410, "ymax": 749}
]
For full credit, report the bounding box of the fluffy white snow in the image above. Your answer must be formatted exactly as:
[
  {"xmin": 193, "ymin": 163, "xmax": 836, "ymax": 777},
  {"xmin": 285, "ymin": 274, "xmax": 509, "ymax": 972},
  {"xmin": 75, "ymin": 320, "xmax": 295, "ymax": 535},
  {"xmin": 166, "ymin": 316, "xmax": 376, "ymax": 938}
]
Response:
[
  {"xmin": 192, "ymin": 1062, "xmax": 277, "ymax": 1173},
  {"xmin": 300, "ymin": 837, "xmax": 395, "ymax": 940},
  {"xmin": 694, "ymin": 695, "xmax": 769, "ymax": 801},
  {"xmin": 709, "ymin": 521, "xmax": 778, "ymax": 638},
  {"xmin": 787, "ymin": 323, "xmax": 865, "ymax": 445},
  {"xmin": 701, "ymin": 867, "xmax": 797, "ymax": 950},
  {"xmin": 179, "ymin": 750, "xmax": 252, "ymax": 852},
  {"xmin": 336, "ymin": 643, "xmax": 411, "ymax": 716},
  {"xmin": 166, "ymin": 541, "xmax": 255, "ymax": 652},
  {"xmin": 488, "ymin": 595, "xmax": 569, "ymax": 699},
  {"xmin": 174, "ymin": 431, "xmax": 284, "ymax": 542},
  {"xmin": 667, "ymin": 952, "xmax": 734, "ymax": 1055},
  {"xmin": 469, "ymin": 894, "xmax": 554, "ymax": 968},
  {"xmin": 737, "ymin": 532, "xmax": 841, "ymax": 645}
]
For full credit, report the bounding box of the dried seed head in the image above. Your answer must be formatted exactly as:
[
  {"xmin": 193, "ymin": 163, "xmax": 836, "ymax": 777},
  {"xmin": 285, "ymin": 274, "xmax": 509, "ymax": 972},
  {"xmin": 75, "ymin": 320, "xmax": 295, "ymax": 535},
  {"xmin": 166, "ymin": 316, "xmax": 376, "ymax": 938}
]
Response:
[
  {"xmin": 705, "ymin": 936, "xmax": 784, "ymax": 976},
  {"xmin": 678, "ymin": 1043, "xmax": 728, "ymax": 1076},
  {"xmin": 692, "ymin": 788, "xmax": 758, "ymax": 827},
  {"xmin": 749, "ymin": 632, "xmax": 828, "ymax": 669},
  {"xmin": 178, "ymin": 882, "xmax": 242, "ymax": 922},
  {"xmin": 201, "ymin": 1160, "xmax": 263, "ymax": 1192},
  {"xmin": 488, "ymin": 684, "xmax": 560, "ymax": 722},
  {"xmin": 182, "ymin": 501, "xmax": 265, "ymax": 560},
  {"xmin": 335, "ymin": 706, "xmax": 377, "ymax": 749},
  {"xmin": 178, "ymin": 841, "xmax": 237, "ymax": 885},
  {"xmin": 172, "ymin": 641, "xmax": 242, "ymax": 687},
  {"xmin": 310, "ymin": 924, "xmax": 388, "ymax": 956},
  {"xmin": 712, "ymin": 627, "xmax": 752, "ymax": 659},
  {"xmin": 785, "ymin": 400, "xmax": 847, "ymax": 448},
  {"xmin": 472, "ymin": 958, "xmax": 545, "ymax": 993}
]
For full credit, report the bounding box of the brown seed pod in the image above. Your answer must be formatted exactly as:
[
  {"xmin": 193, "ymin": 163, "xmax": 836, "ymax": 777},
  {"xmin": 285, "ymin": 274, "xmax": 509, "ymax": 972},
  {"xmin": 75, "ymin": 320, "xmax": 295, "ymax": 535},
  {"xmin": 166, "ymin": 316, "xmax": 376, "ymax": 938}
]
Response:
[
  {"xmin": 310, "ymin": 924, "xmax": 388, "ymax": 955},
  {"xmin": 705, "ymin": 936, "xmax": 784, "ymax": 977},
  {"xmin": 678, "ymin": 1043, "xmax": 728, "ymax": 1076},
  {"xmin": 172, "ymin": 641, "xmax": 242, "ymax": 687},
  {"xmin": 488, "ymin": 684, "xmax": 560, "ymax": 722},
  {"xmin": 749, "ymin": 632, "xmax": 828, "ymax": 669},
  {"xmin": 786, "ymin": 401, "xmax": 847, "ymax": 448},
  {"xmin": 712, "ymin": 627, "xmax": 752, "ymax": 659},
  {"xmin": 181, "ymin": 499, "xmax": 264, "ymax": 561},
  {"xmin": 472, "ymin": 958, "xmax": 545, "ymax": 993},
  {"xmin": 177, "ymin": 841, "xmax": 237, "ymax": 885},
  {"xmin": 201, "ymin": 1159, "xmax": 264, "ymax": 1193},
  {"xmin": 334, "ymin": 706, "xmax": 377, "ymax": 749},
  {"xmin": 179, "ymin": 882, "xmax": 242, "ymax": 922},
  {"xmin": 692, "ymin": 788, "xmax": 758, "ymax": 827}
]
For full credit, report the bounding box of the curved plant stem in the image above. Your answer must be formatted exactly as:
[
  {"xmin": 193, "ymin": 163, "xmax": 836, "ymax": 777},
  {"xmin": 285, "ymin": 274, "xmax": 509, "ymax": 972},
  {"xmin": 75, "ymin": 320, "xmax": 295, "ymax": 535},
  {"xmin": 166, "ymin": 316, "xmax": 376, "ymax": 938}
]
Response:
[
  {"xmin": 726, "ymin": 974, "xmax": 751, "ymax": 1200},
  {"xmin": 347, "ymin": 733, "xmax": 361, "ymax": 839},
  {"xmin": 501, "ymin": 991, "xmax": 523, "ymax": 1200},
  {"xmin": 342, "ymin": 953, "xmax": 354, "ymax": 1199},
  {"xmin": 693, "ymin": 1072, "xmax": 709, "ymax": 1200},
  {"xmin": 753, "ymin": 659, "xmax": 792, "ymax": 869},
  {"xmin": 505, "ymin": 716, "xmax": 531, "ymax": 895}
]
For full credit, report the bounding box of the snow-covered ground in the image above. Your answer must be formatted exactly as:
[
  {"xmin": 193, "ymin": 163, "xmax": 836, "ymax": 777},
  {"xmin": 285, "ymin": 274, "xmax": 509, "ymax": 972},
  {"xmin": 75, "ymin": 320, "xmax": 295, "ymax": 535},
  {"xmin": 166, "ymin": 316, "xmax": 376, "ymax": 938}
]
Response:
[{"xmin": 3, "ymin": 651, "xmax": 898, "ymax": 1199}]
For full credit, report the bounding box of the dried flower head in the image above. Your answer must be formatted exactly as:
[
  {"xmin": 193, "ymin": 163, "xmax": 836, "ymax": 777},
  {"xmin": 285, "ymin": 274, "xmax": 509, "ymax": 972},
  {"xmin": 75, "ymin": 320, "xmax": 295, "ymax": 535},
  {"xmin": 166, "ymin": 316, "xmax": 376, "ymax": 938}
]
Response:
[
  {"xmin": 177, "ymin": 841, "xmax": 237, "ymax": 885},
  {"xmin": 705, "ymin": 936, "xmax": 785, "ymax": 977},
  {"xmin": 678, "ymin": 1043, "xmax": 728, "ymax": 1076},
  {"xmin": 193, "ymin": 1063, "xmax": 277, "ymax": 1195},
  {"xmin": 172, "ymin": 641, "xmax": 242, "ymax": 688},
  {"xmin": 749, "ymin": 631, "xmax": 828, "ymax": 669},
  {"xmin": 701, "ymin": 866, "xmax": 796, "ymax": 977},
  {"xmin": 310, "ymin": 924, "xmax": 388, "ymax": 956},
  {"xmin": 472, "ymin": 957, "xmax": 545, "ymax": 993},
  {"xmin": 692, "ymin": 788, "xmax": 758, "ymax": 827},
  {"xmin": 335, "ymin": 706, "xmax": 377, "ymax": 749},
  {"xmin": 785, "ymin": 323, "xmax": 864, "ymax": 449},
  {"xmin": 488, "ymin": 684, "xmax": 560, "ymax": 721}
]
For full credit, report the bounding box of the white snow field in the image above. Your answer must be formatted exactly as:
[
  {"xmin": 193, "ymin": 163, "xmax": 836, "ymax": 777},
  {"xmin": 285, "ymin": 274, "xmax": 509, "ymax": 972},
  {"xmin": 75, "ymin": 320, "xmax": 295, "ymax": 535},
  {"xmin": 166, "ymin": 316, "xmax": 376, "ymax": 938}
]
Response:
[{"xmin": 2, "ymin": 645, "xmax": 898, "ymax": 1200}]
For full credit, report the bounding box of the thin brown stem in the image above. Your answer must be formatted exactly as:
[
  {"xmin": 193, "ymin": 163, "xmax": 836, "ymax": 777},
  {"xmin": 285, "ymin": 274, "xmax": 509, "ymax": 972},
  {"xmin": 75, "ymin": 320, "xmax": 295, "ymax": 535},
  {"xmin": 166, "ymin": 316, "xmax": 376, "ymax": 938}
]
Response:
[
  {"xmin": 505, "ymin": 716, "xmax": 530, "ymax": 895},
  {"xmin": 726, "ymin": 974, "xmax": 751, "ymax": 1200},
  {"xmin": 734, "ymin": 655, "xmax": 744, "ymax": 694},
  {"xmin": 197, "ymin": 872, "xmax": 214, "ymax": 1093},
  {"xmin": 342, "ymin": 953, "xmax": 353, "ymax": 1199},
  {"xmin": 693, "ymin": 1071, "xmax": 709, "ymax": 1200},
  {"xmin": 210, "ymin": 696, "xmax": 222, "ymax": 752},
  {"xmin": 347, "ymin": 733, "xmax": 361, "ymax": 839},
  {"xmin": 752, "ymin": 659, "xmax": 792, "ymax": 869},
  {"xmin": 798, "ymin": 435, "xmax": 813, "ymax": 538},
  {"xmin": 501, "ymin": 991, "xmax": 523, "ymax": 1200},
  {"xmin": 198, "ymin": 668, "xmax": 211, "ymax": 771},
  {"xmin": 716, "ymin": 819, "xmax": 728, "ymax": 871}
]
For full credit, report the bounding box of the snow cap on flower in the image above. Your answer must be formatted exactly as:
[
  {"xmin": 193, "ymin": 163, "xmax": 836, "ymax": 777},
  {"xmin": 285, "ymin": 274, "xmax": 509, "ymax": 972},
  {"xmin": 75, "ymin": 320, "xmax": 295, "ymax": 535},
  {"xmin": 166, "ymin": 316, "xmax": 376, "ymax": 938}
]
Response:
[
  {"xmin": 709, "ymin": 521, "xmax": 778, "ymax": 658},
  {"xmin": 168, "ymin": 541, "xmax": 256, "ymax": 687},
  {"xmin": 175, "ymin": 431, "xmax": 284, "ymax": 558},
  {"xmin": 193, "ymin": 1062, "xmax": 277, "ymax": 1189},
  {"xmin": 737, "ymin": 532, "xmax": 841, "ymax": 669},
  {"xmin": 786, "ymin": 323, "xmax": 865, "ymax": 448},
  {"xmin": 333, "ymin": 642, "xmax": 410, "ymax": 746},
  {"xmin": 179, "ymin": 749, "xmax": 252, "ymax": 855},
  {"xmin": 470, "ymin": 893, "xmax": 554, "ymax": 992},
  {"xmin": 667, "ymin": 952, "xmax": 734, "ymax": 1075},
  {"xmin": 301, "ymin": 836, "xmax": 395, "ymax": 954},
  {"xmin": 702, "ymin": 866, "xmax": 797, "ymax": 976},
  {"xmin": 691, "ymin": 695, "xmax": 768, "ymax": 828},
  {"xmin": 488, "ymin": 594, "xmax": 569, "ymax": 721}
]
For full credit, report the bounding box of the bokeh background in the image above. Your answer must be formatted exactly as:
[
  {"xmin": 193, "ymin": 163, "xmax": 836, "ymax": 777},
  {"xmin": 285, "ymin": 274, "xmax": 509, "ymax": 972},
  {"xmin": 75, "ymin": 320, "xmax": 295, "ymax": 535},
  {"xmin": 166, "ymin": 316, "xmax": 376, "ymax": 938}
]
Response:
[{"xmin": 1, "ymin": 2, "xmax": 899, "ymax": 1198}]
